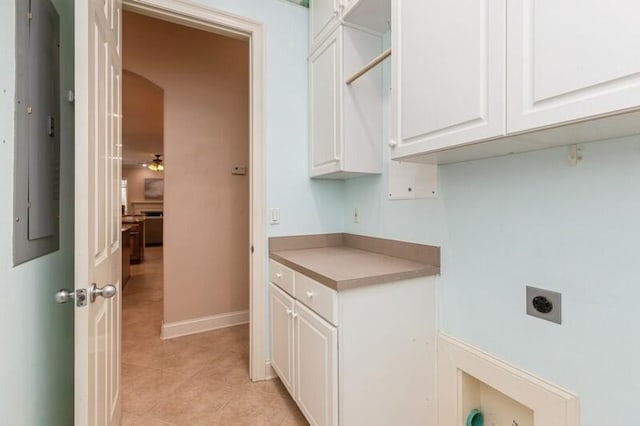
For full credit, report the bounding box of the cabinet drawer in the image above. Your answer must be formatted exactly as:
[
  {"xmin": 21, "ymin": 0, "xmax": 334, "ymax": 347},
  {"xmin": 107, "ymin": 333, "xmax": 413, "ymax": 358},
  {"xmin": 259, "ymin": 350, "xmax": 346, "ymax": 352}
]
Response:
[
  {"xmin": 295, "ymin": 272, "xmax": 338, "ymax": 325},
  {"xmin": 270, "ymin": 260, "xmax": 295, "ymax": 295}
]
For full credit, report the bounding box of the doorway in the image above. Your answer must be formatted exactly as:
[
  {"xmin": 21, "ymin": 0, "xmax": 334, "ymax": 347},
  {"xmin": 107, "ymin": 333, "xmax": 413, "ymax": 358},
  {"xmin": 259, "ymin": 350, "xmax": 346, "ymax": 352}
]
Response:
[{"xmin": 121, "ymin": 0, "xmax": 267, "ymax": 384}]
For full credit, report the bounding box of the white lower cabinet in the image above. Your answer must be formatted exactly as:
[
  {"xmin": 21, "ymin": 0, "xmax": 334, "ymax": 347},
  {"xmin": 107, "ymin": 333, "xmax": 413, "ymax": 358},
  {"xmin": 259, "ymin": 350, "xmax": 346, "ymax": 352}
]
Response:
[
  {"xmin": 269, "ymin": 283, "xmax": 295, "ymax": 396},
  {"xmin": 269, "ymin": 282, "xmax": 338, "ymax": 426},
  {"xmin": 269, "ymin": 261, "xmax": 437, "ymax": 426},
  {"xmin": 295, "ymin": 302, "xmax": 338, "ymax": 426}
]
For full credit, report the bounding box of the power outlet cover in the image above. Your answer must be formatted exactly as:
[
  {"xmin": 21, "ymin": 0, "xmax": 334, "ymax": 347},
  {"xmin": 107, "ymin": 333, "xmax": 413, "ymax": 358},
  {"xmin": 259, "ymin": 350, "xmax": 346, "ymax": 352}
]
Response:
[{"xmin": 526, "ymin": 286, "xmax": 562, "ymax": 324}]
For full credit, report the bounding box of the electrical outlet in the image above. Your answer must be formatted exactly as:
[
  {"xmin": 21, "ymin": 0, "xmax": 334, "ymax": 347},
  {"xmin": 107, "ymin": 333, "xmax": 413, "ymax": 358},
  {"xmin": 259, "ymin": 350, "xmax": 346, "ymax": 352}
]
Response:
[
  {"xmin": 526, "ymin": 286, "xmax": 561, "ymax": 324},
  {"xmin": 353, "ymin": 207, "xmax": 359, "ymax": 223}
]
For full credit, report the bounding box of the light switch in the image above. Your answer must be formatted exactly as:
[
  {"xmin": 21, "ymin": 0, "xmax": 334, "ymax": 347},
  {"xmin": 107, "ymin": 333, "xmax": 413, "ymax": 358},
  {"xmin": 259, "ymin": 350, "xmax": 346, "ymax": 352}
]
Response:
[{"xmin": 270, "ymin": 208, "xmax": 280, "ymax": 225}]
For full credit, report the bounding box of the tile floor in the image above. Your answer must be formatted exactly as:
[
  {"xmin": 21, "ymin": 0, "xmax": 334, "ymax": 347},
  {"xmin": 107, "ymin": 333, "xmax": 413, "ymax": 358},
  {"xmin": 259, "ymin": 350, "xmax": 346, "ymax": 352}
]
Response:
[{"xmin": 121, "ymin": 247, "xmax": 307, "ymax": 425}]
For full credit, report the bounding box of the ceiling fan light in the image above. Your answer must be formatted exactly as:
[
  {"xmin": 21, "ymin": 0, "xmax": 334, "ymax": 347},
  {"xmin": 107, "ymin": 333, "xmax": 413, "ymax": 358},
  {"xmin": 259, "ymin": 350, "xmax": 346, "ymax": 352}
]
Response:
[{"xmin": 147, "ymin": 154, "xmax": 163, "ymax": 172}]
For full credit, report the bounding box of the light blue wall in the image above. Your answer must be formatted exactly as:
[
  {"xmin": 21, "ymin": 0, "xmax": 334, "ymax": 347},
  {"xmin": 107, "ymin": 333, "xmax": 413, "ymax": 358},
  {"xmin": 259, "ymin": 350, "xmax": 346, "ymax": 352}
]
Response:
[
  {"xmin": 438, "ymin": 136, "xmax": 640, "ymax": 426},
  {"xmin": 0, "ymin": 0, "xmax": 74, "ymax": 425},
  {"xmin": 192, "ymin": 0, "xmax": 345, "ymax": 237},
  {"xmin": 344, "ymin": 33, "xmax": 640, "ymax": 426},
  {"xmin": 344, "ymin": 34, "xmax": 446, "ymax": 245}
]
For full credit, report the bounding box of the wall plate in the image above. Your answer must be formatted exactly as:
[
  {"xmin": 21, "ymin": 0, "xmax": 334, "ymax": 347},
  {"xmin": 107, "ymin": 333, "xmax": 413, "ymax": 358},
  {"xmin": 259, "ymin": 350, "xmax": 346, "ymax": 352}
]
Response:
[
  {"xmin": 388, "ymin": 160, "xmax": 438, "ymax": 200},
  {"xmin": 526, "ymin": 286, "xmax": 562, "ymax": 324}
]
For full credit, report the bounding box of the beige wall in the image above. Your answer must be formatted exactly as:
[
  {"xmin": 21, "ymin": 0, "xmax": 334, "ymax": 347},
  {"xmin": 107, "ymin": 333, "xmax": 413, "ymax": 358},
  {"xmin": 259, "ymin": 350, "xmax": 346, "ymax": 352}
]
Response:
[
  {"xmin": 122, "ymin": 166, "xmax": 165, "ymax": 214},
  {"xmin": 123, "ymin": 12, "xmax": 250, "ymax": 322},
  {"xmin": 122, "ymin": 70, "xmax": 164, "ymax": 166}
]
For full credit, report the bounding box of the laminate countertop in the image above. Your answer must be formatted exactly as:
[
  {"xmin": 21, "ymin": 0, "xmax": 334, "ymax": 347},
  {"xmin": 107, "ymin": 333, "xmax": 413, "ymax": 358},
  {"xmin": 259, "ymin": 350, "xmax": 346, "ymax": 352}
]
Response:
[{"xmin": 269, "ymin": 234, "xmax": 440, "ymax": 291}]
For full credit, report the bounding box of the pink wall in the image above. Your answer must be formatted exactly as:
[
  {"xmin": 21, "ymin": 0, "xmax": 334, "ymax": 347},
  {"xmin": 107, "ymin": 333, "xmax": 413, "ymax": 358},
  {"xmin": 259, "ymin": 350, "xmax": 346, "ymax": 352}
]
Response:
[{"xmin": 123, "ymin": 11, "xmax": 250, "ymax": 323}]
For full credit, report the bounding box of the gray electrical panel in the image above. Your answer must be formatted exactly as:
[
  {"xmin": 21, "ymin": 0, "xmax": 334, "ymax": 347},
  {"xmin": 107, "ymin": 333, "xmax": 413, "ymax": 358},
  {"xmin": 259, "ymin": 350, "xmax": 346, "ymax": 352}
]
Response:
[{"xmin": 14, "ymin": 0, "xmax": 61, "ymax": 265}]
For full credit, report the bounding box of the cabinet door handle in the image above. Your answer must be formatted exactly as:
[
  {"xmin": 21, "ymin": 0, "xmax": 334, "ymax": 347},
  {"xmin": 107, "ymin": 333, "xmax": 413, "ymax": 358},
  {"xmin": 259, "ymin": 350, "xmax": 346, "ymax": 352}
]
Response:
[
  {"xmin": 276, "ymin": 272, "xmax": 283, "ymax": 279},
  {"xmin": 306, "ymin": 291, "xmax": 315, "ymax": 299},
  {"xmin": 286, "ymin": 308, "xmax": 292, "ymax": 316},
  {"xmin": 291, "ymin": 312, "xmax": 299, "ymax": 319}
]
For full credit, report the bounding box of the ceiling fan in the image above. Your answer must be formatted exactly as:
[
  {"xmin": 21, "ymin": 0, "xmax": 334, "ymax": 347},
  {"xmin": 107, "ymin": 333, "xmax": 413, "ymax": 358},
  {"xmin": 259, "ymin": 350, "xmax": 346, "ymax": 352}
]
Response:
[{"xmin": 147, "ymin": 154, "xmax": 164, "ymax": 171}]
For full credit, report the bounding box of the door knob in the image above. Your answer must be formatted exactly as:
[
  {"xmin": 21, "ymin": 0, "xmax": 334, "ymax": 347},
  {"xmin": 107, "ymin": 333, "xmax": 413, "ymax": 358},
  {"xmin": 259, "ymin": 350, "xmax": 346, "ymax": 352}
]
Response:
[
  {"xmin": 90, "ymin": 283, "xmax": 117, "ymax": 303},
  {"xmin": 55, "ymin": 288, "xmax": 87, "ymax": 307},
  {"xmin": 55, "ymin": 289, "xmax": 74, "ymax": 304}
]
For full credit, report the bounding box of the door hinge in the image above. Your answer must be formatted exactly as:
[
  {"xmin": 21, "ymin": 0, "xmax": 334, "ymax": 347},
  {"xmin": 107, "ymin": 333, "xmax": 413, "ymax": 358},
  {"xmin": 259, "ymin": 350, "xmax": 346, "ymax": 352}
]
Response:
[
  {"xmin": 26, "ymin": 201, "xmax": 32, "ymax": 209},
  {"xmin": 27, "ymin": 106, "xmax": 32, "ymax": 114},
  {"xmin": 28, "ymin": 11, "xmax": 33, "ymax": 20}
]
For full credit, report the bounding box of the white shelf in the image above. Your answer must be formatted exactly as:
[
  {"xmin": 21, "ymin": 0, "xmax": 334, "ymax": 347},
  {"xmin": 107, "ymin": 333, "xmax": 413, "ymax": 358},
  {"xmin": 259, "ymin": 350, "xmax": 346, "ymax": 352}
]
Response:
[{"xmin": 342, "ymin": 0, "xmax": 390, "ymax": 34}]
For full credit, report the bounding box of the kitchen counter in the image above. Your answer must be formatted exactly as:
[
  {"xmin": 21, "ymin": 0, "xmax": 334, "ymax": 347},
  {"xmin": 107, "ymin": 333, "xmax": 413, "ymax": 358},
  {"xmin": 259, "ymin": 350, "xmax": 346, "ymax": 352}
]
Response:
[
  {"xmin": 270, "ymin": 233, "xmax": 440, "ymax": 290},
  {"xmin": 122, "ymin": 215, "xmax": 145, "ymax": 223}
]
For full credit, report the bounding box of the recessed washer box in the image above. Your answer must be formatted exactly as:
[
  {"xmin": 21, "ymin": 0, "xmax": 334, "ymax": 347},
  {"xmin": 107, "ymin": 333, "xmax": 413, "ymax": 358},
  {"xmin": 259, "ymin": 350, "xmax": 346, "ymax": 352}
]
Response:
[{"xmin": 438, "ymin": 334, "xmax": 580, "ymax": 426}]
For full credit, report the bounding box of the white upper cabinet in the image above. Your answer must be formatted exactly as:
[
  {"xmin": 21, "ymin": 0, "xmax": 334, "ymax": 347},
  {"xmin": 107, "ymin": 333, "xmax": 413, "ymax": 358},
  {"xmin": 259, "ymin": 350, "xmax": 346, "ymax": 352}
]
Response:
[
  {"xmin": 390, "ymin": 0, "xmax": 506, "ymax": 160},
  {"xmin": 310, "ymin": 26, "xmax": 383, "ymax": 178},
  {"xmin": 310, "ymin": 0, "xmax": 341, "ymax": 51},
  {"xmin": 391, "ymin": 0, "xmax": 640, "ymax": 164},
  {"xmin": 310, "ymin": 30, "xmax": 342, "ymax": 176},
  {"xmin": 507, "ymin": 0, "xmax": 640, "ymax": 133}
]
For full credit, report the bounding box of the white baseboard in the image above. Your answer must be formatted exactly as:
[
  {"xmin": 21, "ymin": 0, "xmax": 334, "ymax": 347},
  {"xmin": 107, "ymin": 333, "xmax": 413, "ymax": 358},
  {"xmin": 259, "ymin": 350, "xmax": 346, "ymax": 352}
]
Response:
[
  {"xmin": 265, "ymin": 361, "xmax": 277, "ymax": 380},
  {"xmin": 161, "ymin": 310, "xmax": 249, "ymax": 340}
]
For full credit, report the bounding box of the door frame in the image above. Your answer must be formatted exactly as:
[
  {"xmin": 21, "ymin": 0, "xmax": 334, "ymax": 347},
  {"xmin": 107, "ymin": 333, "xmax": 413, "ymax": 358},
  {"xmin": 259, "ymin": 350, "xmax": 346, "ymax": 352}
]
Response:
[{"xmin": 122, "ymin": 0, "xmax": 267, "ymax": 381}]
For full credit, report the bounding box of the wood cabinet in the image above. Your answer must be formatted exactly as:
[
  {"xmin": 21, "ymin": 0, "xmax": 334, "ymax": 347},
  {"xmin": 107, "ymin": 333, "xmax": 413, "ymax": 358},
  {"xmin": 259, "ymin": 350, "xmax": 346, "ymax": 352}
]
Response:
[
  {"xmin": 144, "ymin": 216, "xmax": 163, "ymax": 246},
  {"xmin": 309, "ymin": 25, "xmax": 383, "ymax": 178},
  {"xmin": 121, "ymin": 227, "xmax": 131, "ymax": 288},
  {"xmin": 125, "ymin": 220, "xmax": 144, "ymax": 264},
  {"xmin": 269, "ymin": 261, "xmax": 437, "ymax": 425},
  {"xmin": 391, "ymin": 0, "xmax": 640, "ymax": 164}
]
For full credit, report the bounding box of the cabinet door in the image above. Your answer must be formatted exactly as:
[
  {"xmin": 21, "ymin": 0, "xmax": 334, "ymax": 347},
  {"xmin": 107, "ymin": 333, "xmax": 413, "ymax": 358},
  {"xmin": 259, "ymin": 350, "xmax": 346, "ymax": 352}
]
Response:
[
  {"xmin": 507, "ymin": 0, "xmax": 640, "ymax": 133},
  {"xmin": 310, "ymin": 0, "xmax": 340, "ymax": 50},
  {"xmin": 391, "ymin": 0, "xmax": 506, "ymax": 158},
  {"xmin": 310, "ymin": 30, "xmax": 342, "ymax": 177},
  {"xmin": 295, "ymin": 302, "xmax": 338, "ymax": 426},
  {"xmin": 269, "ymin": 283, "xmax": 295, "ymax": 396}
]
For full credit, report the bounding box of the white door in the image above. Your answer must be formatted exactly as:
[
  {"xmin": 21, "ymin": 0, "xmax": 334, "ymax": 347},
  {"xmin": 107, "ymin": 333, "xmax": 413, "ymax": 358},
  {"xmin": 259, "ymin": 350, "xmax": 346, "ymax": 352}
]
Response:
[
  {"xmin": 390, "ymin": 0, "xmax": 506, "ymax": 158},
  {"xmin": 269, "ymin": 283, "xmax": 296, "ymax": 396},
  {"xmin": 507, "ymin": 0, "xmax": 640, "ymax": 133},
  {"xmin": 295, "ymin": 302, "xmax": 338, "ymax": 426},
  {"xmin": 75, "ymin": 0, "xmax": 122, "ymax": 424}
]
